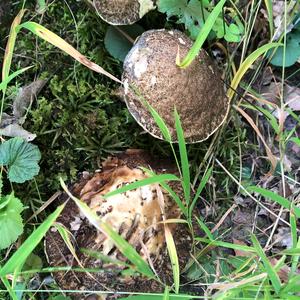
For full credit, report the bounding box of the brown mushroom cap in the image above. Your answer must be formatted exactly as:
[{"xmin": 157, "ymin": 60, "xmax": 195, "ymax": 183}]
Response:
[
  {"xmin": 122, "ymin": 29, "xmax": 230, "ymax": 143},
  {"xmin": 45, "ymin": 150, "xmax": 190, "ymax": 298},
  {"xmin": 93, "ymin": 0, "xmax": 155, "ymax": 25}
]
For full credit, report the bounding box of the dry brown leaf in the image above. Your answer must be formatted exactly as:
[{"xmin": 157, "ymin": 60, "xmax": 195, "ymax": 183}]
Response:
[{"xmin": 232, "ymin": 238, "xmax": 252, "ymax": 257}]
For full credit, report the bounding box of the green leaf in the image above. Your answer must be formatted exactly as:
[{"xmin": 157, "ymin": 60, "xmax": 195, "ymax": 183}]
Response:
[
  {"xmin": 0, "ymin": 137, "xmax": 41, "ymax": 183},
  {"xmin": 0, "ymin": 204, "xmax": 64, "ymax": 277},
  {"xmin": 271, "ymin": 30, "xmax": 300, "ymax": 67},
  {"xmin": 0, "ymin": 193, "xmax": 24, "ymax": 250},
  {"xmin": 224, "ymin": 23, "xmax": 242, "ymax": 42},
  {"xmin": 104, "ymin": 24, "xmax": 144, "ymax": 62}
]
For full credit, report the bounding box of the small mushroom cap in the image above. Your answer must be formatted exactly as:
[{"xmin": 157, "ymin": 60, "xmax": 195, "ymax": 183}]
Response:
[
  {"xmin": 45, "ymin": 150, "xmax": 190, "ymax": 298},
  {"xmin": 93, "ymin": 0, "xmax": 155, "ymax": 25},
  {"xmin": 122, "ymin": 29, "xmax": 230, "ymax": 143}
]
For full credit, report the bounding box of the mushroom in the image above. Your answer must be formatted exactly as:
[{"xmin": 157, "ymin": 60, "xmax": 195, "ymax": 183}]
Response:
[
  {"xmin": 93, "ymin": 0, "xmax": 156, "ymax": 25},
  {"xmin": 45, "ymin": 150, "xmax": 190, "ymax": 299},
  {"xmin": 122, "ymin": 29, "xmax": 230, "ymax": 143}
]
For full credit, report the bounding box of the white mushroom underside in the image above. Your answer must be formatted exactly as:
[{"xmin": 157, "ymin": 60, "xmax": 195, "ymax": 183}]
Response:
[
  {"xmin": 138, "ymin": 0, "xmax": 155, "ymax": 18},
  {"xmin": 86, "ymin": 167, "xmax": 166, "ymax": 259}
]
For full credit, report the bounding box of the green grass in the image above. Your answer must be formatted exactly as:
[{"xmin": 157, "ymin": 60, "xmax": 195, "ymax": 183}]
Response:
[{"xmin": 0, "ymin": 0, "xmax": 300, "ymax": 299}]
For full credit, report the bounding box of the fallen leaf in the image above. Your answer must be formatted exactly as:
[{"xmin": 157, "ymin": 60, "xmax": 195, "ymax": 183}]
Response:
[
  {"xmin": 232, "ymin": 238, "xmax": 252, "ymax": 257},
  {"xmin": 0, "ymin": 123, "xmax": 36, "ymax": 141},
  {"xmin": 13, "ymin": 79, "xmax": 47, "ymax": 121},
  {"xmin": 0, "ymin": 79, "xmax": 46, "ymax": 140}
]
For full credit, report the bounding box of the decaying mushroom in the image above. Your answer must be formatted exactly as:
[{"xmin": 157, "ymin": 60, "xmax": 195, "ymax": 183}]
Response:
[
  {"xmin": 45, "ymin": 150, "xmax": 190, "ymax": 299},
  {"xmin": 122, "ymin": 29, "xmax": 230, "ymax": 143},
  {"xmin": 93, "ymin": 0, "xmax": 156, "ymax": 25}
]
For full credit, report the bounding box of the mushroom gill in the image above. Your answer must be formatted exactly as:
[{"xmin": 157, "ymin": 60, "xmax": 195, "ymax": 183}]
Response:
[{"xmin": 45, "ymin": 150, "xmax": 190, "ymax": 299}]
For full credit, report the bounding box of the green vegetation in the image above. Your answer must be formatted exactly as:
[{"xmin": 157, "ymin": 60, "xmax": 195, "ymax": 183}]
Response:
[{"xmin": 1, "ymin": 0, "xmax": 300, "ymax": 299}]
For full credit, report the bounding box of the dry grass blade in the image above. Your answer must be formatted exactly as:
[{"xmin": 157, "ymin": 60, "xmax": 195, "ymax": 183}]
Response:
[
  {"xmin": 227, "ymin": 43, "xmax": 281, "ymax": 100},
  {"xmin": 2, "ymin": 9, "xmax": 26, "ymax": 81},
  {"xmin": 18, "ymin": 22, "xmax": 122, "ymax": 84},
  {"xmin": 156, "ymin": 184, "xmax": 180, "ymax": 294},
  {"xmin": 54, "ymin": 222, "xmax": 84, "ymax": 269},
  {"xmin": 235, "ymin": 105, "xmax": 277, "ymax": 172},
  {"xmin": 209, "ymin": 273, "xmax": 267, "ymax": 294}
]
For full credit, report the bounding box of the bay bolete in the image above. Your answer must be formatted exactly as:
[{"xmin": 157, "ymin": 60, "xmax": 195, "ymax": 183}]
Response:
[
  {"xmin": 45, "ymin": 150, "xmax": 190, "ymax": 299},
  {"xmin": 93, "ymin": 0, "xmax": 156, "ymax": 25},
  {"xmin": 122, "ymin": 29, "xmax": 230, "ymax": 143}
]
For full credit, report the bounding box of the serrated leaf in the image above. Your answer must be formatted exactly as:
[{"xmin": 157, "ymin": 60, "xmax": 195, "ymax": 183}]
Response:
[
  {"xmin": 0, "ymin": 193, "xmax": 24, "ymax": 250},
  {"xmin": 0, "ymin": 137, "xmax": 41, "ymax": 183},
  {"xmin": 158, "ymin": 0, "xmax": 243, "ymax": 42},
  {"xmin": 104, "ymin": 24, "xmax": 144, "ymax": 62}
]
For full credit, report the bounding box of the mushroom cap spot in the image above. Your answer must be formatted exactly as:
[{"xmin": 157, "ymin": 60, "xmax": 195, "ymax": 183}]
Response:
[
  {"xmin": 93, "ymin": 0, "xmax": 155, "ymax": 25},
  {"xmin": 122, "ymin": 29, "xmax": 230, "ymax": 143}
]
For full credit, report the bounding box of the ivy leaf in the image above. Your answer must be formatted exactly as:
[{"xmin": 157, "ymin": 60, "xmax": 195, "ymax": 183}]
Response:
[
  {"xmin": 0, "ymin": 193, "xmax": 24, "ymax": 250},
  {"xmin": 0, "ymin": 137, "xmax": 41, "ymax": 183}
]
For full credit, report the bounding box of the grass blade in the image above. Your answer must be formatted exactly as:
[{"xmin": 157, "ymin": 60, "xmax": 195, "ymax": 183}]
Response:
[
  {"xmin": 227, "ymin": 42, "xmax": 281, "ymax": 100},
  {"xmin": 2, "ymin": 9, "xmax": 26, "ymax": 81},
  {"xmin": 0, "ymin": 276, "xmax": 18, "ymax": 300},
  {"xmin": 141, "ymin": 167, "xmax": 187, "ymax": 217},
  {"xmin": 163, "ymin": 286, "xmax": 170, "ymax": 300},
  {"xmin": 60, "ymin": 179, "xmax": 154, "ymax": 278},
  {"xmin": 36, "ymin": 0, "xmax": 47, "ymax": 14},
  {"xmin": 103, "ymin": 173, "xmax": 179, "ymax": 199},
  {"xmin": 196, "ymin": 237, "xmax": 256, "ymax": 253},
  {"xmin": 54, "ymin": 222, "xmax": 84, "ymax": 269},
  {"xmin": 0, "ymin": 67, "xmax": 32, "ymax": 92},
  {"xmin": 290, "ymin": 204, "xmax": 300, "ymax": 277},
  {"xmin": 178, "ymin": 0, "xmax": 226, "ymax": 68},
  {"xmin": 174, "ymin": 109, "xmax": 190, "ymax": 205},
  {"xmin": 165, "ymin": 225, "xmax": 180, "ymax": 294},
  {"xmin": 0, "ymin": 204, "xmax": 64, "ymax": 277},
  {"xmin": 264, "ymin": 0, "xmax": 274, "ymax": 37},
  {"xmin": 81, "ymin": 248, "xmax": 130, "ymax": 267},
  {"xmin": 159, "ymin": 181, "xmax": 187, "ymax": 217},
  {"xmin": 251, "ymin": 234, "xmax": 281, "ymax": 294},
  {"xmin": 247, "ymin": 186, "xmax": 300, "ymax": 218},
  {"xmin": 18, "ymin": 22, "xmax": 121, "ymax": 84},
  {"xmin": 144, "ymin": 100, "xmax": 172, "ymax": 143},
  {"xmin": 189, "ymin": 167, "xmax": 212, "ymax": 217},
  {"xmin": 195, "ymin": 217, "xmax": 214, "ymax": 241}
]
